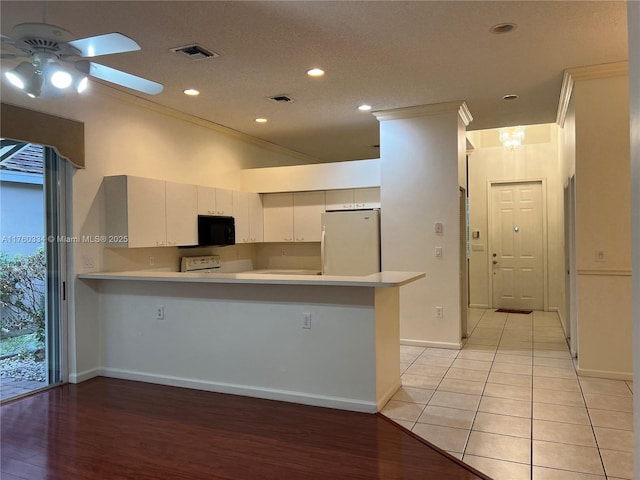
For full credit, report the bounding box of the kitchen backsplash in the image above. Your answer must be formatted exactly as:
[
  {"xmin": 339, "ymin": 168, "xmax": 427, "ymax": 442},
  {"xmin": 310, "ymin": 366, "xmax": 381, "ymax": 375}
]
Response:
[{"xmin": 102, "ymin": 242, "xmax": 320, "ymax": 273}]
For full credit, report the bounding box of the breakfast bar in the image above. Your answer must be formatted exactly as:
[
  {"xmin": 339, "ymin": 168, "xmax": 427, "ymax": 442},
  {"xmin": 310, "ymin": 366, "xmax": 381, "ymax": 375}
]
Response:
[{"xmin": 78, "ymin": 270, "xmax": 424, "ymax": 413}]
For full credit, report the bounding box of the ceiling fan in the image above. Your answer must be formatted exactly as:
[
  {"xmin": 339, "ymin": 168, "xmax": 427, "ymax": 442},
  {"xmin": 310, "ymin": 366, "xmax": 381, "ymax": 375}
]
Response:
[{"xmin": 1, "ymin": 22, "xmax": 163, "ymax": 98}]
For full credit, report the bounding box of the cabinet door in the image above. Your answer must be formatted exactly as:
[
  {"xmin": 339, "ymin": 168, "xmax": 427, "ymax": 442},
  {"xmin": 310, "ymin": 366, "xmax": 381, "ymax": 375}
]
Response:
[
  {"xmin": 293, "ymin": 191, "xmax": 325, "ymax": 242},
  {"xmin": 166, "ymin": 182, "xmax": 198, "ymax": 246},
  {"xmin": 248, "ymin": 193, "xmax": 264, "ymax": 243},
  {"xmin": 127, "ymin": 176, "xmax": 167, "ymax": 247},
  {"xmin": 263, "ymin": 193, "xmax": 294, "ymax": 242},
  {"xmin": 197, "ymin": 186, "xmax": 216, "ymax": 215},
  {"xmin": 325, "ymin": 189, "xmax": 354, "ymax": 211},
  {"xmin": 232, "ymin": 191, "xmax": 250, "ymax": 243},
  {"xmin": 354, "ymin": 187, "xmax": 381, "ymax": 209},
  {"xmin": 215, "ymin": 188, "xmax": 234, "ymax": 215}
]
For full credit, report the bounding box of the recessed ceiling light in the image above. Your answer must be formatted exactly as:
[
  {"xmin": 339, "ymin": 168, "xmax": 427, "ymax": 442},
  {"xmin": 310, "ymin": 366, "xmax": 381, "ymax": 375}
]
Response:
[
  {"xmin": 358, "ymin": 104, "xmax": 372, "ymax": 111},
  {"xmin": 255, "ymin": 118, "xmax": 268, "ymax": 123},
  {"xmin": 184, "ymin": 88, "xmax": 200, "ymax": 96},
  {"xmin": 307, "ymin": 68, "xmax": 325, "ymax": 77},
  {"xmin": 490, "ymin": 23, "xmax": 517, "ymax": 34},
  {"xmin": 502, "ymin": 94, "xmax": 519, "ymax": 100}
]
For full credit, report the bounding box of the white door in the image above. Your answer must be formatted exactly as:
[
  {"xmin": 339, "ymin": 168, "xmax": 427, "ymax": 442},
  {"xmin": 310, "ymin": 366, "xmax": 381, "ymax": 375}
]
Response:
[{"xmin": 490, "ymin": 182, "xmax": 544, "ymax": 310}]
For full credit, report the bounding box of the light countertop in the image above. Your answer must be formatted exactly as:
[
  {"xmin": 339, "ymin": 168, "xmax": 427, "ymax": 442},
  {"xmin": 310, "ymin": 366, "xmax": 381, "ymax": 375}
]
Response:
[{"xmin": 78, "ymin": 270, "xmax": 425, "ymax": 288}]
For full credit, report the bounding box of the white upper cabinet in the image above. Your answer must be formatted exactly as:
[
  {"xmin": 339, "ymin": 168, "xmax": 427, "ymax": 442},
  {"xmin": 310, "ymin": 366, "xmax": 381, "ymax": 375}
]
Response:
[
  {"xmin": 262, "ymin": 191, "xmax": 325, "ymax": 242},
  {"xmin": 232, "ymin": 191, "xmax": 250, "ymax": 243},
  {"xmin": 234, "ymin": 191, "xmax": 264, "ymax": 243},
  {"xmin": 197, "ymin": 186, "xmax": 217, "ymax": 215},
  {"xmin": 104, "ymin": 175, "xmax": 167, "ymax": 248},
  {"xmin": 325, "ymin": 189, "xmax": 354, "ymax": 210},
  {"xmin": 263, "ymin": 193, "xmax": 294, "ymax": 242},
  {"xmin": 325, "ymin": 188, "xmax": 380, "ymax": 210},
  {"xmin": 215, "ymin": 188, "xmax": 234, "ymax": 216},
  {"xmin": 166, "ymin": 181, "xmax": 198, "ymax": 246},
  {"xmin": 293, "ymin": 191, "xmax": 325, "ymax": 242},
  {"xmin": 354, "ymin": 187, "xmax": 380, "ymax": 209},
  {"xmin": 248, "ymin": 193, "xmax": 264, "ymax": 243}
]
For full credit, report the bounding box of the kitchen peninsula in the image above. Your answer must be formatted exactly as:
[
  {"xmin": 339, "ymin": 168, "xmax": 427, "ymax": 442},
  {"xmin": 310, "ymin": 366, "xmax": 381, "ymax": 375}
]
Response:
[{"xmin": 78, "ymin": 270, "xmax": 424, "ymax": 413}]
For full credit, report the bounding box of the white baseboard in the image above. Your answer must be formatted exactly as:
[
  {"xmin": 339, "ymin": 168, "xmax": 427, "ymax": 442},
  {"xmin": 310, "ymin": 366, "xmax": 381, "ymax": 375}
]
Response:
[
  {"xmin": 68, "ymin": 367, "xmax": 101, "ymax": 384},
  {"xmin": 469, "ymin": 304, "xmax": 489, "ymax": 309},
  {"xmin": 576, "ymin": 367, "xmax": 633, "ymax": 381},
  {"xmin": 400, "ymin": 339, "xmax": 462, "ymax": 350},
  {"xmin": 101, "ymin": 367, "xmax": 378, "ymax": 413}
]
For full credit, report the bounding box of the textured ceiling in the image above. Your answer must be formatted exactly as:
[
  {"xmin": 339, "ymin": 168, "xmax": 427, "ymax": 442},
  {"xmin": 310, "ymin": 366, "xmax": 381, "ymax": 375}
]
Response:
[{"xmin": 0, "ymin": 1, "xmax": 629, "ymax": 162}]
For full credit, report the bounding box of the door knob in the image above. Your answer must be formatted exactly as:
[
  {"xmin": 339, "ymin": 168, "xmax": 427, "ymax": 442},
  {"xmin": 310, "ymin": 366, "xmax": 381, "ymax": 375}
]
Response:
[{"xmin": 493, "ymin": 260, "xmax": 498, "ymax": 265}]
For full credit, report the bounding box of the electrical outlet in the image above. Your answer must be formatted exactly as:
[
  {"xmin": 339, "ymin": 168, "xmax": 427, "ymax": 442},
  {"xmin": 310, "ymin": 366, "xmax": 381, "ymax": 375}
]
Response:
[
  {"xmin": 149, "ymin": 256, "xmax": 155, "ymax": 266},
  {"xmin": 434, "ymin": 222, "xmax": 443, "ymax": 234},
  {"xmin": 82, "ymin": 255, "xmax": 94, "ymax": 269},
  {"xmin": 302, "ymin": 313, "xmax": 311, "ymax": 329},
  {"xmin": 595, "ymin": 250, "xmax": 605, "ymax": 262},
  {"xmin": 435, "ymin": 306, "xmax": 444, "ymax": 318},
  {"xmin": 156, "ymin": 305, "xmax": 164, "ymax": 320}
]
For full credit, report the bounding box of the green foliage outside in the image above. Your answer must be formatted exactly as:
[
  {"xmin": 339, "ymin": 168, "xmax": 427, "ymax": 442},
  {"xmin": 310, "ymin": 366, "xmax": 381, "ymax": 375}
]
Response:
[{"xmin": 0, "ymin": 247, "xmax": 46, "ymax": 345}]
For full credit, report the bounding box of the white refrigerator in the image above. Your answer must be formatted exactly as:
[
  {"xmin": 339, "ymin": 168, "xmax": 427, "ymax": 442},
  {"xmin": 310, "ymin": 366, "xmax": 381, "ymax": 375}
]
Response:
[{"xmin": 321, "ymin": 210, "xmax": 381, "ymax": 275}]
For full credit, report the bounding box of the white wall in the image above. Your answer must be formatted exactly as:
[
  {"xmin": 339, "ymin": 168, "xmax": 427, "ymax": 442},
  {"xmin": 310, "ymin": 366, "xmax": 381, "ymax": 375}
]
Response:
[
  {"xmin": 376, "ymin": 103, "xmax": 467, "ymax": 348},
  {"xmin": 241, "ymin": 158, "xmax": 380, "ymax": 193},
  {"xmin": 571, "ymin": 71, "xmax": 632, "ymax": 379},
  {"xmin": 1, "ymin": 83, "xmax": 307, "ymax": 382},
  {"xmin": 466, "ymin": 124, "xmax": 565, "ymax": 320}
]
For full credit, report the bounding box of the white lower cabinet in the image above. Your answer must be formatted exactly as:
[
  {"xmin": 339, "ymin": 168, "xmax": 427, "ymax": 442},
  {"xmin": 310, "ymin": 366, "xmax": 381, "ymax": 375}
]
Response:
[
  {"xmin": 104, "ymin": 175, "xmax": 167, "ymax": 248},
  {"xmin": 165, "ymin": 182, "xmax": 198, "ymax": 246}
]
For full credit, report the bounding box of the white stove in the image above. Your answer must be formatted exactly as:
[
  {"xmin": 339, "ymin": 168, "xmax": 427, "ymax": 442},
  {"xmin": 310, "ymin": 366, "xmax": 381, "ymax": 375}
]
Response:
[{"xmin": 180, "ymin": 255, "xmax": 221, "ymax": 273}]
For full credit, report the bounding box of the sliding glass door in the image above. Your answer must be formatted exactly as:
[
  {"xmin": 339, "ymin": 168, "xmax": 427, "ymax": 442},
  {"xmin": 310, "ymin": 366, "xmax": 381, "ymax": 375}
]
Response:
[{"xmin": 0, "ymin": 141, "xmax": 68, "ymax": 400}]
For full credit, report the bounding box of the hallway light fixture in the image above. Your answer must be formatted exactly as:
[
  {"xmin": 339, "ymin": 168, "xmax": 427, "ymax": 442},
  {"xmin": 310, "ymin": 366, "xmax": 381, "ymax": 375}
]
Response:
[{"xmin": 499, "ymin": 126, "xmax": 525, "ymax": 150}]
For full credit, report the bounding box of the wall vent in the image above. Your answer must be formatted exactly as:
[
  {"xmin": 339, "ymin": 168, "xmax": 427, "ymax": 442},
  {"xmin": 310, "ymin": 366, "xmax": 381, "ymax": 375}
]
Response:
[
  {"xmin": 170, "ymin": 44, "xmax": 218, "ymax": 60},
  {"xmin": 268, "ymin": 94, "xmax": 295, "ymax": 103}
]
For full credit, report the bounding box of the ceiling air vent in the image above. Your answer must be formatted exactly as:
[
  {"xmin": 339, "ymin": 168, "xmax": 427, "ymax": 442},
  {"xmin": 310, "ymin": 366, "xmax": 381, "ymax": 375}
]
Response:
[
  {"xmin": 170, "ymin": 44, "xmax": 218, "ymax": 60},
  {"xmin": 268, "ymin": 94, "xmax": 295, "ymax": 103}
]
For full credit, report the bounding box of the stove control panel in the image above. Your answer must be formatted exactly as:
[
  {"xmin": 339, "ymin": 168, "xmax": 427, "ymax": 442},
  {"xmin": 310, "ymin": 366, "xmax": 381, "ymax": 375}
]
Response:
[{"xmin": 180, "ymin": 255, "xmax": 221, "ymax": 272}]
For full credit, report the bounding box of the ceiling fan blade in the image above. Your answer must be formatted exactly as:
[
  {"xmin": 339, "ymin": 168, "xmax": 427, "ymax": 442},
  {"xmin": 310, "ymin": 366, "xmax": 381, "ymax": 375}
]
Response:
[
  {"xmin": 75, "ymin": 60, "xmax": 163, "ymax": 95},
  {"xmin": 68, "ymin": 33, "xmax": 140, "ymax": 57},
  {"xmin": 0, "ymin": 53, "xmax": 18, "ymax": 59}
]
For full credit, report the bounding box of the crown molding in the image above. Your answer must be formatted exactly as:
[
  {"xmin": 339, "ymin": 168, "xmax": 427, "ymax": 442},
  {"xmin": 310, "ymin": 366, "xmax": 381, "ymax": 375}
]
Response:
[
  {"xmin": 556, "ymin": 71, "xmax": 574, "ymax": 127},
  {"xmin": 90, "ymin": 82, "xmax": 319, "ymax": 164},
  {"xmin": 565, "ymin": 61, "xmax": 628, "ymax": 82},
  {"xmin": 373, "ymin": 100, "xmax": 473, "ymax": 126},
  {"xmin": 556, "ymin": 61, "xmax": 628, "ymax": 127}
]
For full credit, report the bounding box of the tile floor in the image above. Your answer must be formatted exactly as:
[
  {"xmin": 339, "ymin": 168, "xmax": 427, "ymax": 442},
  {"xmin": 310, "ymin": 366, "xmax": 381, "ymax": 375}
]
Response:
[{"xmin": 381, "ymin": 308, "xmax": 634, "ymax": 480}]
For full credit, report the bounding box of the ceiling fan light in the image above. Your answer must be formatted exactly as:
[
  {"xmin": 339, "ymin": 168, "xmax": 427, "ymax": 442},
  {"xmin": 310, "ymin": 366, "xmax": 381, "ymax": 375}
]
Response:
[
  {"xmin": 24, "ymin": 72, "xmax": 44, "ymax": 98},
  {"xmin": 5, "ymin": 71, "xmax": 25, "ymax": 89},
  {"xmin": 5, "ymin": 62, "xmax": 36, "ymax": 90},
  {"xmin": 76, "ymin": 76, "xmax": 89, "ymax": 93},
  {"xmin": 50, "ymin": 69, "xmax": 73, "ymax": 89}
]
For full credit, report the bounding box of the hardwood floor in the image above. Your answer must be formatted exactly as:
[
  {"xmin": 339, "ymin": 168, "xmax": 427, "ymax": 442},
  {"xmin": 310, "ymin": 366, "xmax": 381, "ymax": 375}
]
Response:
[{"xmin": 1, "ymin": 377, "xmax": 491, "ymax": 479}]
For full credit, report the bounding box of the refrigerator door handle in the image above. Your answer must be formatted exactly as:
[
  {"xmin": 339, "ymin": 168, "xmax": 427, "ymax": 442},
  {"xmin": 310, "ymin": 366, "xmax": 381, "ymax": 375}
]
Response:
[{"xmin": 321, "ymin": 226, "xmax": 326, "ymax": 274}]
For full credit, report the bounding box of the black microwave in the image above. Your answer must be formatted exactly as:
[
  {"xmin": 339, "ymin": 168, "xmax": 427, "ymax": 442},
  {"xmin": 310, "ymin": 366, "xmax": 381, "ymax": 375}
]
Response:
[{"xmin": 197, "ymin": 215, "xmax": 235, "ymax": 247}]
